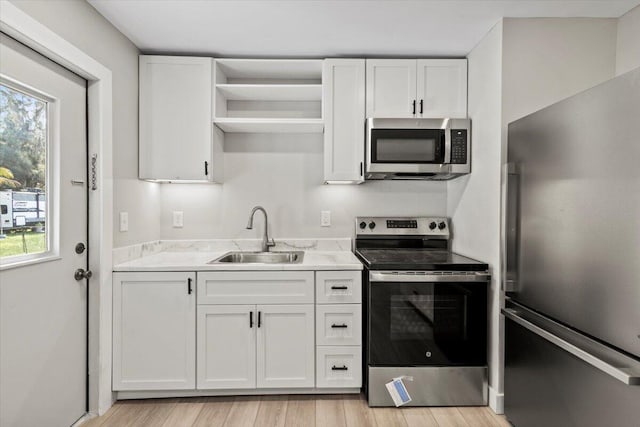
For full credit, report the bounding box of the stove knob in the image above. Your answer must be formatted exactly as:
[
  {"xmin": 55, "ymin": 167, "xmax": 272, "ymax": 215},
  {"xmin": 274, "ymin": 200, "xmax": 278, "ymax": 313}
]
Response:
[
  {"xmin": 369, "ymin": 221, "xmax": 376, "ymax": 230},
  {"xmin": 429, "ymin": 222, "xmax": 437, "ymax": 230},
  {"xmin": 438, "ymin": 221, "xmax": 446, "ymax": 230},
  {"xmin": 359, "ymin": 221, "xmax": 367, "ymax": 230}
]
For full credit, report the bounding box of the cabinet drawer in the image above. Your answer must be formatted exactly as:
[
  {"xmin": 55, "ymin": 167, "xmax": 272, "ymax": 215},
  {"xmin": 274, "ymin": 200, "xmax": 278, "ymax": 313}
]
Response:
[
  {"xmin": 197, "ymin": 271, "xmax": 314, "ymax": 305},
  {"xmin": 316, "ymin": 346, "xmax": 362, "ymax": 388},
  {"xmin": 316, "ymin": 304, "xmax": 362, "ymax": 346},
  {"xmin": 316, "ymin": 271, "xmax": 362, "ymax": 304}
]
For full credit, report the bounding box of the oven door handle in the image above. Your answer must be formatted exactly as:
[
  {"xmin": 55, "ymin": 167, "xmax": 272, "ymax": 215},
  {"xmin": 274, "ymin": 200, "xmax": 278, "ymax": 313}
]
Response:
[{"xmin": 369, "ymin": 271, "xmax": 490, "ymax": 282}]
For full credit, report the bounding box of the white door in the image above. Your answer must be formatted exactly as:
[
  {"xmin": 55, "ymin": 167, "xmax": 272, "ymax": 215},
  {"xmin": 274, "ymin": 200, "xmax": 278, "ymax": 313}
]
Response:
[
  {"xmin": 366, "ymin": 59, "xmax": 417, "ymax": 118},
  {"xmin": 257, "ymin": 304, "xmax": 315, "ymax": 388},
  {"xmin": 0, "ymin": 34, "xmax": 88, "ymax": 426},
  {"xmin": 416, "ymin": 59, "xmax": 468, "ymax": 118},
  {"xmin": 197, "ymin": 305, "xmax": 256, "ymax": 389},
  {"xmin": 112, "ymin": 272, "xmax": 196, "ymax": 390}
]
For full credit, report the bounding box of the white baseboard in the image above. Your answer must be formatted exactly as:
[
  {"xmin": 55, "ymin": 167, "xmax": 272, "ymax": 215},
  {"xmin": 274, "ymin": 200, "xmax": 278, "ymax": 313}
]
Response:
[
  {"xmin": 116, "ymin": 388, "xmax": 361, "ymax": 400},
  {"xmin": 488, "ymin": 386, "xmax": 504, "ymax": 414}
]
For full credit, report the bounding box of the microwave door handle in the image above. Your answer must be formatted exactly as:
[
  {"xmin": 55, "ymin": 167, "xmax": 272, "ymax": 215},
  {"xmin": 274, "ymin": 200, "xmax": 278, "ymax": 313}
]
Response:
[{"xmin": 444, "ymin": 122, "xmax": 452, "ymax": 163}]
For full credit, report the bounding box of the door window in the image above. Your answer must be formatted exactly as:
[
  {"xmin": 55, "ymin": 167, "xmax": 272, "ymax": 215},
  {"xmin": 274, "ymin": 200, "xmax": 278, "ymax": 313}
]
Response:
[{"xmin": 0, "ymin": 81, "xmax": 52, "ymax": 262}]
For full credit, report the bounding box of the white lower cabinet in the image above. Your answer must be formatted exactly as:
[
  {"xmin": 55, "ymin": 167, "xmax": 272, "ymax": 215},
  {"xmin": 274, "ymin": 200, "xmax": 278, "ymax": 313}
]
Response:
[
  {"xmin": 196, "ymin": 272, "xmax": 316, "ymax": 390},
  {"xmin": 257, "ymin": 305, "xmax": 315, "ymax": 388},
  {"xmin": 113, "ymin": 269, "xmax": 361, "ymax": 394},
  {"xmin": 315, "ymin": 271, "xmax": 363, "ymax": 389},
  {"xmin": 316, "ymin": 304, "xmax": 362, "ymax": 346},
  {"xmin": 113, "ymin": 272, "xmax": 196, "ymax": 391},
  {"xmin": 316, "ymin": 346, "xmax": 362, "ymax": 388},
  {"xmin": 197, "ymin": 305, "xmax": 256, "ymax": 389}
]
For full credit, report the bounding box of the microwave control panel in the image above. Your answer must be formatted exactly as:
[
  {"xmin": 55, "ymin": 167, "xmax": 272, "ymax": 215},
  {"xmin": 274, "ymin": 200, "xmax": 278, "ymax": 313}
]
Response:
[{"xmin": 451, "ymin": 129, "xmax": 468, "ymax": 164}]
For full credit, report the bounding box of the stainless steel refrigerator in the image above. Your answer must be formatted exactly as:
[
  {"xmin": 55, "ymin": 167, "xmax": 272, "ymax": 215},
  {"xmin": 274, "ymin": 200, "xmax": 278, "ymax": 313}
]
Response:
[{"xmin": 503, "ymin": 67, "xmax": 640, "ymax": 427}]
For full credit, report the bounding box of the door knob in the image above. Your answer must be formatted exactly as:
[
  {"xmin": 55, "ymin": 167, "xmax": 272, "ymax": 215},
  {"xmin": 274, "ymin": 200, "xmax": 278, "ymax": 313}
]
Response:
[{"xmin": 74, "ymin": 268, "xmax": 93, "ymax": 281}]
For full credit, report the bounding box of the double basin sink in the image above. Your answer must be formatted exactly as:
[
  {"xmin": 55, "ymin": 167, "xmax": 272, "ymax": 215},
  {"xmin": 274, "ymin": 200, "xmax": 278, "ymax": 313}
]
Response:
[{"xmin": 209, "ymin": 251, "xmax": 304, "ymax": 265}]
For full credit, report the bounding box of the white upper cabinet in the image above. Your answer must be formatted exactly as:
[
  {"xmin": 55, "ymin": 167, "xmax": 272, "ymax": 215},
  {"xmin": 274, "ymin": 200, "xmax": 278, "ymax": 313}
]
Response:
[
  {"xmin": 366, "ymin": 59, "xmax": 417, "ymax": 118},
  {"xmin": 366, "ymin": 59, "xmax": 467, "ymax": 118},
  {"xmin": 416, "ymin": 59, "xmax": 467, "ymax": 118},
  {"xmin": 139, "ymin": 55, "xmax": 223, "ymax": 182},
  {"xmin": 323, "ymin": 59, "xmax": 366, "ymax": 183}
]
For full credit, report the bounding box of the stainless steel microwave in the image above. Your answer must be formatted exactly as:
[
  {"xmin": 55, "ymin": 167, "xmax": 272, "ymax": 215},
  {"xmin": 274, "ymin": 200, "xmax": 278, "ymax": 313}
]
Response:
[{"xmin": 365, "ymin": 118, "xmax": 471, "ymax": 180}]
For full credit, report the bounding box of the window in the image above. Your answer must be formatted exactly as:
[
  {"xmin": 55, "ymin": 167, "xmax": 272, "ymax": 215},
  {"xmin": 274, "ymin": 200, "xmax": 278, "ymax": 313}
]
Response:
[{"xmin": 0, "ymin": 82, "xmax": 50, "ymax": 261}]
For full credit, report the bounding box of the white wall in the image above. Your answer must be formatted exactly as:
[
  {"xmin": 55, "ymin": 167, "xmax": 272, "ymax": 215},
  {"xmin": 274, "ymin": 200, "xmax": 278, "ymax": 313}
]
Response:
[
  {"xmin": 11, "ymin": 0, "xmax": 161, "ymax": 248},
  {"xmin": 449, "ymin": 17, "xmax": 618, "ymax": 414},
  {"xmin": 447, "ymin": 20, "xmax": 504, "ymax": 412},
  {"xmin": 160, "ymin": 133, "xmax": 448, "ymax": 239},
  {"xmin": 502, "ymin": 18, "xmax": 617, "ymax": 127},
  {"xmin": 616, "ymin": 5, "xmax": 640, "ymax": 75}
]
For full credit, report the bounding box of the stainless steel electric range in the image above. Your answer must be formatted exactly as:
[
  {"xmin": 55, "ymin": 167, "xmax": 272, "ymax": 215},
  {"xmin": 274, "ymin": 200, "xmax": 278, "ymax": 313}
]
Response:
[{"xmin": 354, "ymin": 216, "xmax": 489, "ymax": 407}]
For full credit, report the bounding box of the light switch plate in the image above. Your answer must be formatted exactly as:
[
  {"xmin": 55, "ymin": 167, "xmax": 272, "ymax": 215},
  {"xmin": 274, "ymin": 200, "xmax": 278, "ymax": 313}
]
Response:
[
  {"xmin": 321, "ymin": 210, "xmax": 331, "ymax": 227},
  {"xmin": 173, "ymin": 211, "xmax": 184, "ymax": 228},
  {"xmin": 119, "ymin": 212, "xmax": 128, "ymax": 232}
]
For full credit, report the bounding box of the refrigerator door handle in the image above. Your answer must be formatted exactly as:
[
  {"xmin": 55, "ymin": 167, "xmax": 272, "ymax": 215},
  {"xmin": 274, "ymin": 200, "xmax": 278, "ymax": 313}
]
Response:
[{"xmin": 503, "ymin": 307, "xmax": 640, "ymax": 386}]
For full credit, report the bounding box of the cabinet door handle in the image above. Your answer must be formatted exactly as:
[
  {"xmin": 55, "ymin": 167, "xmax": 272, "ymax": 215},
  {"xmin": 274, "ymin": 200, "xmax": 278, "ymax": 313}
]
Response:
[
  {"xmin": 258, "ymin": 311, "xmax": 262, "ymax": 328},
  {"xmin": 187, "ymin": 278, "xmax": 193, "ymax": 295},
  {"xmin": 331, "ymin": 285, "xmax": 348, "ymax": 290},
  {"xmin": 249, "ymin": 311, "xmax": 254, "ymax": 328},
  {"xmin": 412, "ymin": 100, "xmax": 416, "ymax": 115},
  {"xmin": 331, "ymin": 324, "xmax": 348, "ymax": 328},
  {"xmin": 360, "ymin": 162, "xmax": 363, "ymax": 177},
  {"xmin": 332, "ymin": 365, "xmax": 348, "ymax": 371},
  {"xmin": 420, "ymin": 99, "xmax": 423, "ymax": 114},
  {"xmin": 204, "ymin": 161, "xmax": 209, "ymax": 176}
]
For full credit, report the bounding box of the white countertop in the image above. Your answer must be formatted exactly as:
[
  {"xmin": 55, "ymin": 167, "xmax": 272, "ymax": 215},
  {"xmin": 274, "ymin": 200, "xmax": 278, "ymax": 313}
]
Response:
[{"xmin": 112, "ymin": 239, "xmax": 363, "ymax": 272}]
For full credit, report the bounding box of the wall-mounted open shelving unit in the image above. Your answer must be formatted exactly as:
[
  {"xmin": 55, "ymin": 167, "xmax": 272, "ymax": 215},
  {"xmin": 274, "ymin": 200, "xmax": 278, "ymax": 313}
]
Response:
[{"xmin": 213, "ymin": 59, "xmax": 324, "ymax": 133}]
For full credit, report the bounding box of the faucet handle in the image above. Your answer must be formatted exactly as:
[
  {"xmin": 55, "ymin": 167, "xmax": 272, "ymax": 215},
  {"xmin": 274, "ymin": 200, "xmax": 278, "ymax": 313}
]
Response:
[{"xmin": 267, "ymin": 238, "xmax": 276, "ymax": 247}]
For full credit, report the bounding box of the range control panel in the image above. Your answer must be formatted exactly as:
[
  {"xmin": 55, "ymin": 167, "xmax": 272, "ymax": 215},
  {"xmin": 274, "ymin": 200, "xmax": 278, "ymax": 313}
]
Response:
[{"xmin": 355, "ymin": 217, "xmax": 450, "ymax": 238}]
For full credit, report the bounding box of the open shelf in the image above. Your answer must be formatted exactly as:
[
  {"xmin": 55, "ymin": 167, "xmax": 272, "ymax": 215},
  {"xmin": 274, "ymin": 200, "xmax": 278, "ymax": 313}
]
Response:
[
  {"xmin": 216, "ymin": 84, "xmax": 322, "ymax": 101},
  {"xmin": 213, "ymin": 59, "xmax": 323, "ymax": 134},
  {"xmin": 214, "ymin": 118, "xmax": 324, "ymax": 134},
  {"xmin": 215, "ymin": 59, "xmax": 323, "ymax": 81}
]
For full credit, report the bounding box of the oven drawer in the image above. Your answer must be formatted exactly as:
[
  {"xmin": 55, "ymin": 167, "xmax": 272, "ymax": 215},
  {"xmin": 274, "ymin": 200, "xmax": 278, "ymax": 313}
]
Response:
[
  {"xmin": 316, "ymin": 346, "xmax": 362, "ymax": 388},
  {"xmin": 316, "ymin": 304, "xmax": 362, "ymax": 346},
  {"xmin": 315, "ymin": 271, "xmax": 362, "ymax": 304}
]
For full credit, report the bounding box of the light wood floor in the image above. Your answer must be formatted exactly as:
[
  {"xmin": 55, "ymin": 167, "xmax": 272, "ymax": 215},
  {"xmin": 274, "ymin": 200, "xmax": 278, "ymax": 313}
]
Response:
[{"xmin": 84, "ymin": 394, "xmax": 511, "ymax": 427}]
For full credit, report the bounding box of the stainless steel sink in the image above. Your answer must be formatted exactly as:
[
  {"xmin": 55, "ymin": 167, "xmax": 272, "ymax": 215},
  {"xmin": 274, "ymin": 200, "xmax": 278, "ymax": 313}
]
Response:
[{"xmin": 209, "ymin": 251, "xmax": 304, "ymax": 264}]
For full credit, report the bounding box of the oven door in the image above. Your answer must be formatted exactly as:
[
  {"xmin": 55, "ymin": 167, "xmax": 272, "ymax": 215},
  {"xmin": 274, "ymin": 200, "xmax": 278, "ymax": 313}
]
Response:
[{"xmin": 367, "ymin": 272, "xmax": 488, "ymax": 366}]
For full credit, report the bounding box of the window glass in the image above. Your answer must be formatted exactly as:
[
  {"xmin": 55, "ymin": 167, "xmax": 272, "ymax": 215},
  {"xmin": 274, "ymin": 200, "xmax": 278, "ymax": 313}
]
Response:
[{"xmin": 0, "ymin": 83, "xmax": 48, "ymax": 259}]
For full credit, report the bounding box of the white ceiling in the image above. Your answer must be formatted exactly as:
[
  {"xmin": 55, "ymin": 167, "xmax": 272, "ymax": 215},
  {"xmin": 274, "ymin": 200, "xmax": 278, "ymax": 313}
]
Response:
[{"xmin": 88, "ymin": 0, "xmax": 640, "ymax": 57}]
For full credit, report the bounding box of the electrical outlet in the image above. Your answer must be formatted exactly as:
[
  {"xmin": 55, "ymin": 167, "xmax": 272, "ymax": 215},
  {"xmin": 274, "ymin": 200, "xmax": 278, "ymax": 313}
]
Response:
[
  {"xmin": 172, "ymin": 211, "xmax": 184, "ymax": 228},
  {"xmin": 321, "ymin": 210, "xmax": 331, "ymax": 227},
  {"xmin": 119, "ymin": 212, "xmax": 128, "ymax": 232}
]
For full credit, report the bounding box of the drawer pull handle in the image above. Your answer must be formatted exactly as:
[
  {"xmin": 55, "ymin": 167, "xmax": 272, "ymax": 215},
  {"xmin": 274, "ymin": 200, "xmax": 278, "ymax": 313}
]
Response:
[
  {"xmin": 249, "ymin": 311, "xmax": 253, "ymax": 328},
  {"xmin": 331, "ymin": 286, "xmax": 348, "ymax": 290},
  {"xmin": 332, "ymin": 365, "xmax": 348, "ymax": 371},
  {"xmin": 331, "ymin": 324, "xmax": 348, "ymax": 328}
]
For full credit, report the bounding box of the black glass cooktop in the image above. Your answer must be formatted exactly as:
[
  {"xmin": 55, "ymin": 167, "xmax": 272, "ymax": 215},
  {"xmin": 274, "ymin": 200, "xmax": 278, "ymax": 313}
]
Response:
[{"xmin": 355, "ymin": 249, "xmax": 488, "ymax": 271}]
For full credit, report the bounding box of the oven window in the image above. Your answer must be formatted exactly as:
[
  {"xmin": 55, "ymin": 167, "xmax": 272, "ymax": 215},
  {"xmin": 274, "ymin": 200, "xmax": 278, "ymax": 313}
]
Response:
[
  {"xmin": 371, "ymin": 129, "xmax": 444, "ymax": 163},
  {"xmin": 368, "ymin": 282, "xmax": 487, "ymax": 366}
]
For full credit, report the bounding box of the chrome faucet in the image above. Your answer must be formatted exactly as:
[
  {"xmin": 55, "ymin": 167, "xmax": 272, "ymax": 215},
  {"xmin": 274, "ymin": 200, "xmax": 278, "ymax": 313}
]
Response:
[{"xmin": 246, "ymin": 206, "xmax": 276, "ymax": 252}]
